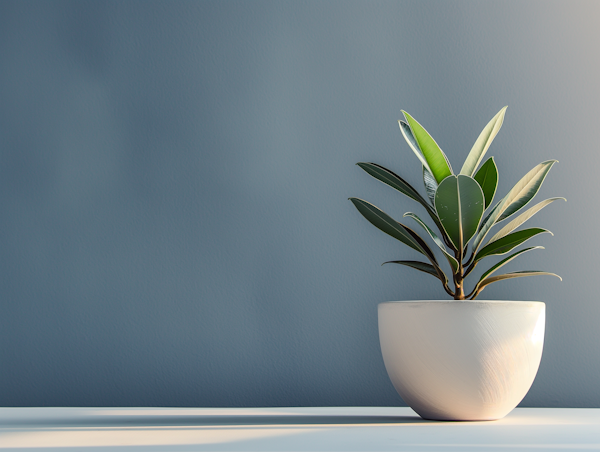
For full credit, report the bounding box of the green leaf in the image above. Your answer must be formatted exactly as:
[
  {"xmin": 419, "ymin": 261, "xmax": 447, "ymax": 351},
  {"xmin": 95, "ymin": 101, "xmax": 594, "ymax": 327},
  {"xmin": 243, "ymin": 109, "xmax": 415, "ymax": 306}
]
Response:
[
  {"xmin": 398, "ymin": 120, "xmax": 431, "ymax": 172},
  {"xmin": 404, "ymin": 212, "xmax": 459, "ymax": 273},
  {"xmin": 349, "ymin": 198, "xmax": 438, "ymax": 264},
  {"xmin": 473, "ymin": 157, "xmax": 498, "ymax": 209},
  {"xmin": 402, "ymin": 111, "xmax": 452, "ymax": 184},
  {"xmin": 488, "ymin": 197, "xmax": 566, "ymax": 244},
  {"xmin": 423, "ymin": 166, "xmax": 437, "ymax": 206},
  {"xmin": 356, "ymin": 162, "xmax": 450, "ymax": 248},
  {"xmin": 382, "ymin": 260, "xmax": 447, "ymax": 283},
  {"xmin": 497, "ymin": 160, "xmax": 558, "ymax": 222},
  {"xmin": 460, "ymin": 107, "xmax": 507, "ymax": 176},
  {"xmin": 357, "ymin": 162, "xmax": 428, "ymax": 204},
  {"xmin": 471, "ymin": 160, "xmax": 558, "ymax": 254},
  {"xmin": 434, "ymin": 175, "xmax": 485, "ymax": 251},
  {"xmin": 472, "ymin": 271, "xmax": 562, "ymax": 299},
  {"xmin": 474, "ymin": 227, "xmax": 551, "ymax": 263},
  {"xmin": 470, "ymin": 198, "xmax": 504, "ymax": 259},
  {"xmin": 478, "ymin": 246, "xmax": 544, "ymax": 283}
]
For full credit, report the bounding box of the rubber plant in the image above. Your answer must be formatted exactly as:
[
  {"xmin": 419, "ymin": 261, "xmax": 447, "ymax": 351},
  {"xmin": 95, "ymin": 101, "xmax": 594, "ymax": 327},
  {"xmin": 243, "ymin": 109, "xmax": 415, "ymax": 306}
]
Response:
[{"xmin": 350, "ymin": 107, "xmax": 564, "ymax": 300}]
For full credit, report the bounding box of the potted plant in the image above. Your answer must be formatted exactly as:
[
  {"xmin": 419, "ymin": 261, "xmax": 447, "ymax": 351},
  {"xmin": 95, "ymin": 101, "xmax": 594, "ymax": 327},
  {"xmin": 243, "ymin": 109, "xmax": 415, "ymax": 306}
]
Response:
[{"xmin": 350, "ymin": 107, "xmax": 564, "ymax": 421}]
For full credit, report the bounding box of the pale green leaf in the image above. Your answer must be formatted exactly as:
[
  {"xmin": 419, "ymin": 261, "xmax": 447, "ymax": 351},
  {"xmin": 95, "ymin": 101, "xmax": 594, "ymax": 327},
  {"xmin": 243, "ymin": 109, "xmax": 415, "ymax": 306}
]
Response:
[
  {"xmin": 460, "ymin": 107, "xmax": 507, "ymax": 176},
  {"xmin": 497, "ymin": 160, "xmax": 558, "ymax": 222},
  {"xmin": 471, "ymin": 160, "xmax": 557, "ymax": 255},
  {"xmin": 398, "ymin": 120, "xmax": 431, "ymax": 172},
  {"xmin": 488, "ymin": 197, "xmax": 566, "ymax": 243}
]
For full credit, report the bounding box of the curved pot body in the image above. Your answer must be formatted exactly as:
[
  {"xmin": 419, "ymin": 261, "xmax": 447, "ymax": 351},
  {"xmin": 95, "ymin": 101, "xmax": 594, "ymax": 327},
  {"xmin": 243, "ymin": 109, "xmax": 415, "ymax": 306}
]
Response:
[{"xmin": 378, "ymin": 300, "xmax": 545, "ymax": 421}]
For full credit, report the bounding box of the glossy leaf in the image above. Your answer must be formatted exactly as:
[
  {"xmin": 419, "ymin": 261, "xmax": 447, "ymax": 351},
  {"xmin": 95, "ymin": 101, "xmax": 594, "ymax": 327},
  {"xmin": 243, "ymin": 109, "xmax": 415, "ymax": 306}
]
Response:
[
  {"xmin": 488, "ymin": 197, "xmax": 566, "ymax": 244},
  {"xmin": 477, "ymin": 246, "xmax": 544, "ymax": 283},
  {"xmin": 471, "ymin": 160, "xmax": 557, "ymax": 255},
  {"xmin": 349, "ymin": 198, "xmax": 438, "ymax": 264},
  {"xmin": 404, "ymin": 212, "xmax": 459, "ymax": 273},
  {"xmin": 423, "ymin": 166, "xmax": 437, "ymax": 206},
  {"xmin": 382, "ymin": 260, "xmax": 446, "ymax": 283},
  {"xmin": 474, "ymin": 228, "xmax": 551, "ymax": 263},
  {"xmin": 402, "ymin": 111, "xmax": 452, "ymax": 184},
  {"xmin": 460, "ymin": 107, "xmax": 507, "ymax": 176},
  {"xmin": 470, "ymin": 198, "xmax": 504, "ymax": 258},
  {"xmin": 398, "ymin": 120, "xmax": 431, "ymax": 171},
  {"xmin": 435, "ymin": 175, "xmax": 485, "ymax": 251},
  {"xmin": 357, "ymin": 162, "xmax": 427, "ymax": 204},
  {"xmin": 473, "ymin": 157, "xmax": 498, "ymax": 209},
  {"xmin": 472, "ymin": 271, "xmax": 562, "ymax": 299},
  {"xmin": 356, "ymin": 162, "xmax": 450, "ymax": 247},
  {"xmin": 497, "ymin": 160, "xmax": 558, "ymax": 222}
]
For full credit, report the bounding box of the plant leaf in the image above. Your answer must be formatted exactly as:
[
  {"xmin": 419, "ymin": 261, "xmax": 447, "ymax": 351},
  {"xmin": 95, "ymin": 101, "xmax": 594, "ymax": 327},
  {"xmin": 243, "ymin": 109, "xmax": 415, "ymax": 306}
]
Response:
[
  {"xmin": 402, "ymin": 111, "xmax": 452, "ymax": 184},
  {"xmin": 398, "ymin": 120, "xmax": 431, "ymax": 172},
  {"xmin": 497, "ymin": 160, "xmax": 558, "ymax": 222},
  {"xmin": 460, "ymin": 107, "xmax": 507, "ymax": 176},
  {"xmin": 356, "ymin": 162, "xmax": 450, "ymax": 248},
  {"xmin": 423, "ymin": 166, "xmax": 437, "ymax": 206},
  {"xmin": 477, "ymin": 246, "xmax": 544, "ymax": 283},
  {"xmin": 473, "ymin": 157, "xmax": 499, "ymax": 209},
  {"xmin": 382, "ymin": 260, "xmax": 447, "ymax": 283},
  {"xmin": 404, "ymin": 212, "xmax": 459, "ymax": 273},
  {"xmin": 471, "ymin": 160, "xmax": 557, "ymax": 255},
  {"xmin": 472, "ymin": 271, "xmax": 562, "ymax": 299},
  {"xmin": 470, "ymin": 198, "xmax": 504, "ymax": 259},
  {"xmin": 434, "ymin": 175, "xmax": 485, "ymax": 251},
  {"xmin": 474, "ymin": 228, "xmax": 551, "ymax": 263},
  {"xmin": 357, "ymin": 162, "xmax": 428, "ymax": 204},
  {"xmin": 442, "ymin": 149, "xmax": 454, "ymax": 174},
  {"xmin": 349, "ymin": 198, "xmax": 438, "ymax": 264},
  {"xmin": 488, "ymin": 197, "xmax": 566, "ymax": 244}
]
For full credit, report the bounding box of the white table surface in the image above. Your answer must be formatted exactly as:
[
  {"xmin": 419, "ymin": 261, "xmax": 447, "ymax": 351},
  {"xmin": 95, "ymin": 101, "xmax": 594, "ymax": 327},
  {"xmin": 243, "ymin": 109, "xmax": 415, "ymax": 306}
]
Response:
[{"xmin": 0, "ymin": 407, "xmax": 599, "ymax": 451}]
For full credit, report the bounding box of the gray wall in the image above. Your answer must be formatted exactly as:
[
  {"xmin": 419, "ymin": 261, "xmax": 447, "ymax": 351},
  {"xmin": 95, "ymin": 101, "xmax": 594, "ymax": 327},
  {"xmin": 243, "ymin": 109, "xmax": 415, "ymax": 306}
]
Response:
[{"xmin": 0, "ymin": 0, "xmax": 598, "ymax": 407}]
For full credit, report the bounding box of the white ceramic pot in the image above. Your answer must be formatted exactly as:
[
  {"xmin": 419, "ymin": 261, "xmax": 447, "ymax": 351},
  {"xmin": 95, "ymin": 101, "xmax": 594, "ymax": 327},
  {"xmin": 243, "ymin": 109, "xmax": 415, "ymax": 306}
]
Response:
[{"xmin": 378, "ymin": 300, "xmax": 545, "ymax": 421}]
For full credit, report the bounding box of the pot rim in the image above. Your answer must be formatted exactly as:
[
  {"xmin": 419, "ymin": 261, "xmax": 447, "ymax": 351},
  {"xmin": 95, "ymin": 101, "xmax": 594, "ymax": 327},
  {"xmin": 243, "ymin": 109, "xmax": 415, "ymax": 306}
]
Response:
[{"xmin": 379, "ymin": 300, "xmax": 545, "ymax": 306}]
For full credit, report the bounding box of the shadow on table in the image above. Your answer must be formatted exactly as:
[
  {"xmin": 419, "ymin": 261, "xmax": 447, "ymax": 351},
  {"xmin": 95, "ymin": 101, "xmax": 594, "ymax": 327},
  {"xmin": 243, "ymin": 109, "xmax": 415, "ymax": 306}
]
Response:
[{"xmin": 4, "ymin": 414, "xmax": 433, "ymax": 427}]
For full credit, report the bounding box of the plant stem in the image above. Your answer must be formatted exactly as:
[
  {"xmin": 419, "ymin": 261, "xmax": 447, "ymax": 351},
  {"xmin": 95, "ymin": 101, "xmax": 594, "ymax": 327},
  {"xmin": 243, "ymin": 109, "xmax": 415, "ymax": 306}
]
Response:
[
  {"xmin": 468, "ymin": 286, "xmax": 483, "ymax": 300},
  {"xmin": 454, "ymin": 276, "xmax": 465, "ymax": 300},
  {"xmin": 443, "ymin": 280, "xmax": 455, "ymax": 298},
  {"xmin": 465, "ymin": 286, "xmax": 479, "ymax": 300},
  {"xmin": 453, "ymin": 249, "xmax": 466, "ymax": 300}
]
